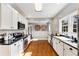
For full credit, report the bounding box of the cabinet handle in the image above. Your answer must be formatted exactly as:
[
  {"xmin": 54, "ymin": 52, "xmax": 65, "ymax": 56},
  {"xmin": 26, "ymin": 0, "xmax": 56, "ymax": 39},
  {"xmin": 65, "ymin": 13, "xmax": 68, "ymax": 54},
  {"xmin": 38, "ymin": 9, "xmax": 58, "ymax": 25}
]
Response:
[
  {"xmin": 59, "ymin": 42, "xmax": 60, "ymax": 43},
  {"xmin": 69, "ymin": 48, "xmax": 72, "ymax": 50},
  {"xmin": 14, "ymin": 44, "xmax": 16, "ymax": 45}
]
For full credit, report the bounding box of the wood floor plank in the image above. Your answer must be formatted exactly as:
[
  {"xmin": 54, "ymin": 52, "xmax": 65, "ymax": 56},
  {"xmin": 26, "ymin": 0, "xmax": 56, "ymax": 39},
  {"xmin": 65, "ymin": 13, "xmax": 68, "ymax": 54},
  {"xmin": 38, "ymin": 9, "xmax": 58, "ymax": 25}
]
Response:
[{"xmin": 24, "ymin": 40, "xmax": 57, "ymax": 56}]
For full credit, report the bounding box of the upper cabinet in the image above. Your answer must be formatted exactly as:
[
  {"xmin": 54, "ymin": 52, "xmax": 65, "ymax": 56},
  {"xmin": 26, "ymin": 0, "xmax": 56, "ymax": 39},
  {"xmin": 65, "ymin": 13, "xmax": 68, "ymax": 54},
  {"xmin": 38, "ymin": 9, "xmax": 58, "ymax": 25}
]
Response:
[
  {"xmin": 59, "ymin": 10, "xmax": 78, "ymax": 37},
  {"xmin": 0, "ymin": 4, "xmax": 28, "ymax": 30},
  {"xmin": 0, "ymin": 4, "xmax": 18, "ymax": 29},
  {"xmin": 0, "ymin": 4, "xmax": 13, "ymax": 29},
  {"xmin": 12, "ymin": 8, "xmax": 18, "ymax": 29}
]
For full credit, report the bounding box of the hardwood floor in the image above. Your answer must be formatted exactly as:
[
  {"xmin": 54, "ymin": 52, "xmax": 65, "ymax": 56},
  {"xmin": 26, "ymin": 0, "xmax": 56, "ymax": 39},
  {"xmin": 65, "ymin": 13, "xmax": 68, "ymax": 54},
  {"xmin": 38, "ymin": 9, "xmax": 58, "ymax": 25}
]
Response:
[{"xmin": 24, "ymin": 40, "xmax": 57, "ymax": 56}]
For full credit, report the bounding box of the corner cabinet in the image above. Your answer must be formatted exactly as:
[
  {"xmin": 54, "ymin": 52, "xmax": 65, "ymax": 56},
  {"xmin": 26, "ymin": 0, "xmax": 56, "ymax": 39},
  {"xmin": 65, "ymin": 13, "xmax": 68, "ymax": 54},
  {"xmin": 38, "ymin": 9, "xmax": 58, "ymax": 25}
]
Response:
[{"xmin": 0, "ymin": 4, "xmax": 18, "ymax": 29}]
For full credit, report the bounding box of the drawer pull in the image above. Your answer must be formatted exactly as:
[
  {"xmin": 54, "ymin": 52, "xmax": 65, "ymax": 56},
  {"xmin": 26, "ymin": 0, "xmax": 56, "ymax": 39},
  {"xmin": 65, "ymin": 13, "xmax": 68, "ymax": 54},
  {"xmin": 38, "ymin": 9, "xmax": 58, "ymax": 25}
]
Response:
[
  {"xmin": 69, "ymin": 48, "xmax": 72, "ymax": 50},
  {"xmin": 14, "ymin": 44, "xmax": 16, "ymax": 45}
]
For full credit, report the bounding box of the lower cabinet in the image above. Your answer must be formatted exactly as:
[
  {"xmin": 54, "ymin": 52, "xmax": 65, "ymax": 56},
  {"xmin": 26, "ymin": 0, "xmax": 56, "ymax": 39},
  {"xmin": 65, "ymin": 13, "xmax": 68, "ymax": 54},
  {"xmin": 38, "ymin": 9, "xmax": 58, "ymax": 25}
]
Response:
[
  {"xmin": 0, "ymin": 39, "xmax": 24, "ymax": 56},
  {"xmin": 53, "ymin": 38, "xmax": 63, "ymax": 56},
  {"xmin": 11, "ymin": 39, "xmax": 23, "ymax": 56},
  {"xmin": 10, "ymin": 41, "xmax": 19, "ymax": 56},
  {"xmin": 63, "ymin": 44, "xmax": 77, "ymax": 56},
  {"xmin": 53, "ymin": 37, "xmax": 78, "ymax": 56},
  {"xmin": 53, "ymin": 38, "xmax": 57, "ymax": 53},
  {"xmin": 56, "ymin": 40, "xmax": 63, "ymax": 56},
  {"xmin": 18, "ymin": 39, "xmax": 23, "ymax": 54}
]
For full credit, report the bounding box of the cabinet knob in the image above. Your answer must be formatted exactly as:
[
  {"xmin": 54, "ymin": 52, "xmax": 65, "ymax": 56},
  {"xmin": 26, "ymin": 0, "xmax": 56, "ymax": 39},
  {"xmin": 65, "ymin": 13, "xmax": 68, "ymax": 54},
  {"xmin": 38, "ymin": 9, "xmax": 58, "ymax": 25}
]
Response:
[
  {"xmin": 69, "ymin": 48, "xmax": 72, "ymax": 50},
  {"xmin": 14, "ymin": 44, "xmax": 16, "ymax": 45}
]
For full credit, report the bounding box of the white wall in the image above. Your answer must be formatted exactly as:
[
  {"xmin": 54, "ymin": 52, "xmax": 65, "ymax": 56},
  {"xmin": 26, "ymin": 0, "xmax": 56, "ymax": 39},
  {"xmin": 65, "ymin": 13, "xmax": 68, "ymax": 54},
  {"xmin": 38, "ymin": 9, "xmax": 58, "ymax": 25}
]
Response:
[{"xmin": 28, "ymin": 18, "xmax": 51, "ymax": 40}]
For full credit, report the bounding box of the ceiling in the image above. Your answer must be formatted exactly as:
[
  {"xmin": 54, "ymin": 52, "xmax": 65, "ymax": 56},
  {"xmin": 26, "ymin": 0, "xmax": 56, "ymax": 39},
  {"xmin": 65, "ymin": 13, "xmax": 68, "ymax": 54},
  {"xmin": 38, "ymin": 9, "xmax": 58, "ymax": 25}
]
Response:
[{"xmin": 10, "ymin": 3, "xmax": 68, "ymax": 18}]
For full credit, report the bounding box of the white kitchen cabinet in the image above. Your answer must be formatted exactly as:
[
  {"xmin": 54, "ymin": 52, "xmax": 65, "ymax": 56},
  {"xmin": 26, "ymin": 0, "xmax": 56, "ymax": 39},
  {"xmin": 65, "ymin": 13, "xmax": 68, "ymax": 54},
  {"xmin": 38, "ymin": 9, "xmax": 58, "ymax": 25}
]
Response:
[
  {"xmin": 0, "ymin": 42, "xmax": 19, "ymax": 56},
  {"xmin": 18, "ymin": 39, "xmax": 23, "ymax": 54},
  {"xmin": 11, "ymin": 39, "xmax": 23, "ymax": 56},
  {"xmin": 53, "ymin": 37, "xmax": 63, "ymax": 56},
  {"xmin": 53, "ymin": 37, "xmax": 78, "ymax": 56},
  {"xmin": 0, "ymin": 4, "xmax": 27, "ymax": 30},
  {"xmin": 0, "ymin": 39, "xmax": 24, "ymax": 56},
  {"xmin": 53, "ymin": 38, "xmax": 57, "ymax": 53},
  {"xmin": 63, "ymin": 43, "xmax": 78, "ymax": 56},
  {"xmin": 0, "ymin": 4, "xmax": 12, "ymax": 29},
  {"xmin": 24, "ymin": 19, "xmax": 28, "ymax": 31},
  {"xmin": 0, "ymin": 45, "xmax": 10, "ymax": 56},
  {"xmin": 59, "ymin": 10, "xmax": 78, "ymax": 38},
  {"xmin": 0, "ymin": 4, "xmax": 18, "ymax": 29},
  {"xmin": 18, "ymin": 14, "xmax": 23, "ymax": 23},
  {"xmin": 11, "ymin": 8, "xmax": 18, "ymax": 29},
  {"xmin": 56, "ymin": 40, "xmax": 63, "ymax": 56},
  {"xmin": 10, "ymin": 41, "xmax": 19, "ymax": 56}
]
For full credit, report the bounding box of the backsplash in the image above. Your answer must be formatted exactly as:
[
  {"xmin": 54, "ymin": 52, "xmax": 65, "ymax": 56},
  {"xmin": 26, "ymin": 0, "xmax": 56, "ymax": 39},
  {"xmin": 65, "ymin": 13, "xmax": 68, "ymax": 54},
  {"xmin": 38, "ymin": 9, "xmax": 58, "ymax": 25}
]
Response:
[{"xmin": 0, "ymin": 30, "xmax": 27, "ymax": 35}]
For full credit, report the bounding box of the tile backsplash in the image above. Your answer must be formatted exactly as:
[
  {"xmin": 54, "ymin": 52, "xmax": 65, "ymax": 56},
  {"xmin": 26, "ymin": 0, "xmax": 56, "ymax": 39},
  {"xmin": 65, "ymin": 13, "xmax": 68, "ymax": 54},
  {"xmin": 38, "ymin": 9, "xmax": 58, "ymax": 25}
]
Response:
[{"xmin": 0, "ymin": 30, "xmax": 27, "ymax": 35}]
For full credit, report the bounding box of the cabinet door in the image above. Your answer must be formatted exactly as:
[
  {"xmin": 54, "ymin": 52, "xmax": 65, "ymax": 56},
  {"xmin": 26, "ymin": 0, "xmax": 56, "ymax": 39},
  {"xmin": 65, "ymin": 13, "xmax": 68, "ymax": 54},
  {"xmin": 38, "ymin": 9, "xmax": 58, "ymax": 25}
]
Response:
[
  {"xmin": 25, "ymin": 19, "xmax": 28, "ymax": 30},
  {"xmin": 18, "ymin": 14, "xmax": 22, "ymax": 22},
  {"xmin": 53, "ymin": 38, "xmax": 64, "ymax": 56},
  {"xmin": 57, "ymin": 40, "xmax": 63, "ymax": 56},
  {"xmin": 64, "ymin": 43, "xmax": 77, "ymax": 56},
  {"xmin": 1, "ymin": 4, "xmax": 12, "ymax": 29},
  {"xmin": 11, "ymin": 42, "xmax": 19, "ymax": 56},
  {"xmin": 12, "ymin": 9, "xmax": 18, "ymax": 29},
  {"xmin": 18, "ymin": 39, "xmax": 23, "ymax": 54}
]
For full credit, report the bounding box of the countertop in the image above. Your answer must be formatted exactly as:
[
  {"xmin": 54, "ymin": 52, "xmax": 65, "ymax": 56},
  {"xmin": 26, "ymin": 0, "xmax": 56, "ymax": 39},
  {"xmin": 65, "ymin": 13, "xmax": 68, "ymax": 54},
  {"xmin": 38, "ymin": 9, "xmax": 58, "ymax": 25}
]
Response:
[
  {"xmin": 0, "ymin": 34, "xmax": 30, "ymax": 45},
  {"xmin": 0, "ymin": 37, "xmax": 24, "ymax": 45},
  {"xmin": 53, "ymin": 36, "xmax": 78, "ymax": 49}
]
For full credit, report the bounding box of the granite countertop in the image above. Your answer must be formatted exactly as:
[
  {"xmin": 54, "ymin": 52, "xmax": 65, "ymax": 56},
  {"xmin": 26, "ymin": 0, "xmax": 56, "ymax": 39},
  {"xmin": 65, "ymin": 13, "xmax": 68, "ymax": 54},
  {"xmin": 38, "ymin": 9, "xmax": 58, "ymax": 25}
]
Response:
[
  {"xmin": 0, "ymin": 34, "xmax": 30, "ymax": 45},
  {"xmin": 53, "ymin": 36, "xmax": 78, "ymax": 49},
  {"xmin": 0, "ymin": 37, "xmax": 24, "ymax": 45}
]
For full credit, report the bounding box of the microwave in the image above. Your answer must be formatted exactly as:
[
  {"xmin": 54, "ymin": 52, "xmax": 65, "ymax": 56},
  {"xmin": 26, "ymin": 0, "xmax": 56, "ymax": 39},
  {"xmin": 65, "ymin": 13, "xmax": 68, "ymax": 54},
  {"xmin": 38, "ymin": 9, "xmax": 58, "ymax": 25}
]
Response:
[{"xmin": 18, "ymin": 22, "xmax": 25, "ymax": 30}]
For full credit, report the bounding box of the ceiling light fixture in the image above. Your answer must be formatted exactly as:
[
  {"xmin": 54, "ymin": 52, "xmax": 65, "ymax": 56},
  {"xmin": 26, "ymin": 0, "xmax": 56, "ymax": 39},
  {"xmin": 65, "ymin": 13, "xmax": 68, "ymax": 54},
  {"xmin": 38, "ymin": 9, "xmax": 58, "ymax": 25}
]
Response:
[{"xmin": 34, "ymin": 3, "xmax": 42, "ymax": 12}]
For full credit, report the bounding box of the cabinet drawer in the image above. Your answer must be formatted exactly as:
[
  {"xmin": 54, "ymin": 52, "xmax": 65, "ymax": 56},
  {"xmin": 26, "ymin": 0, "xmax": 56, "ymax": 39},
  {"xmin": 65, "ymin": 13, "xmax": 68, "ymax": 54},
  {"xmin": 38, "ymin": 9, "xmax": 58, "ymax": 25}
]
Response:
[
  {"xmin": 64, "ymin": 44, "xmax": 77, "ymax": 56},
  {"xmin": 72, "ymin": 47, "xmax": 78, "ymax": 55}
]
